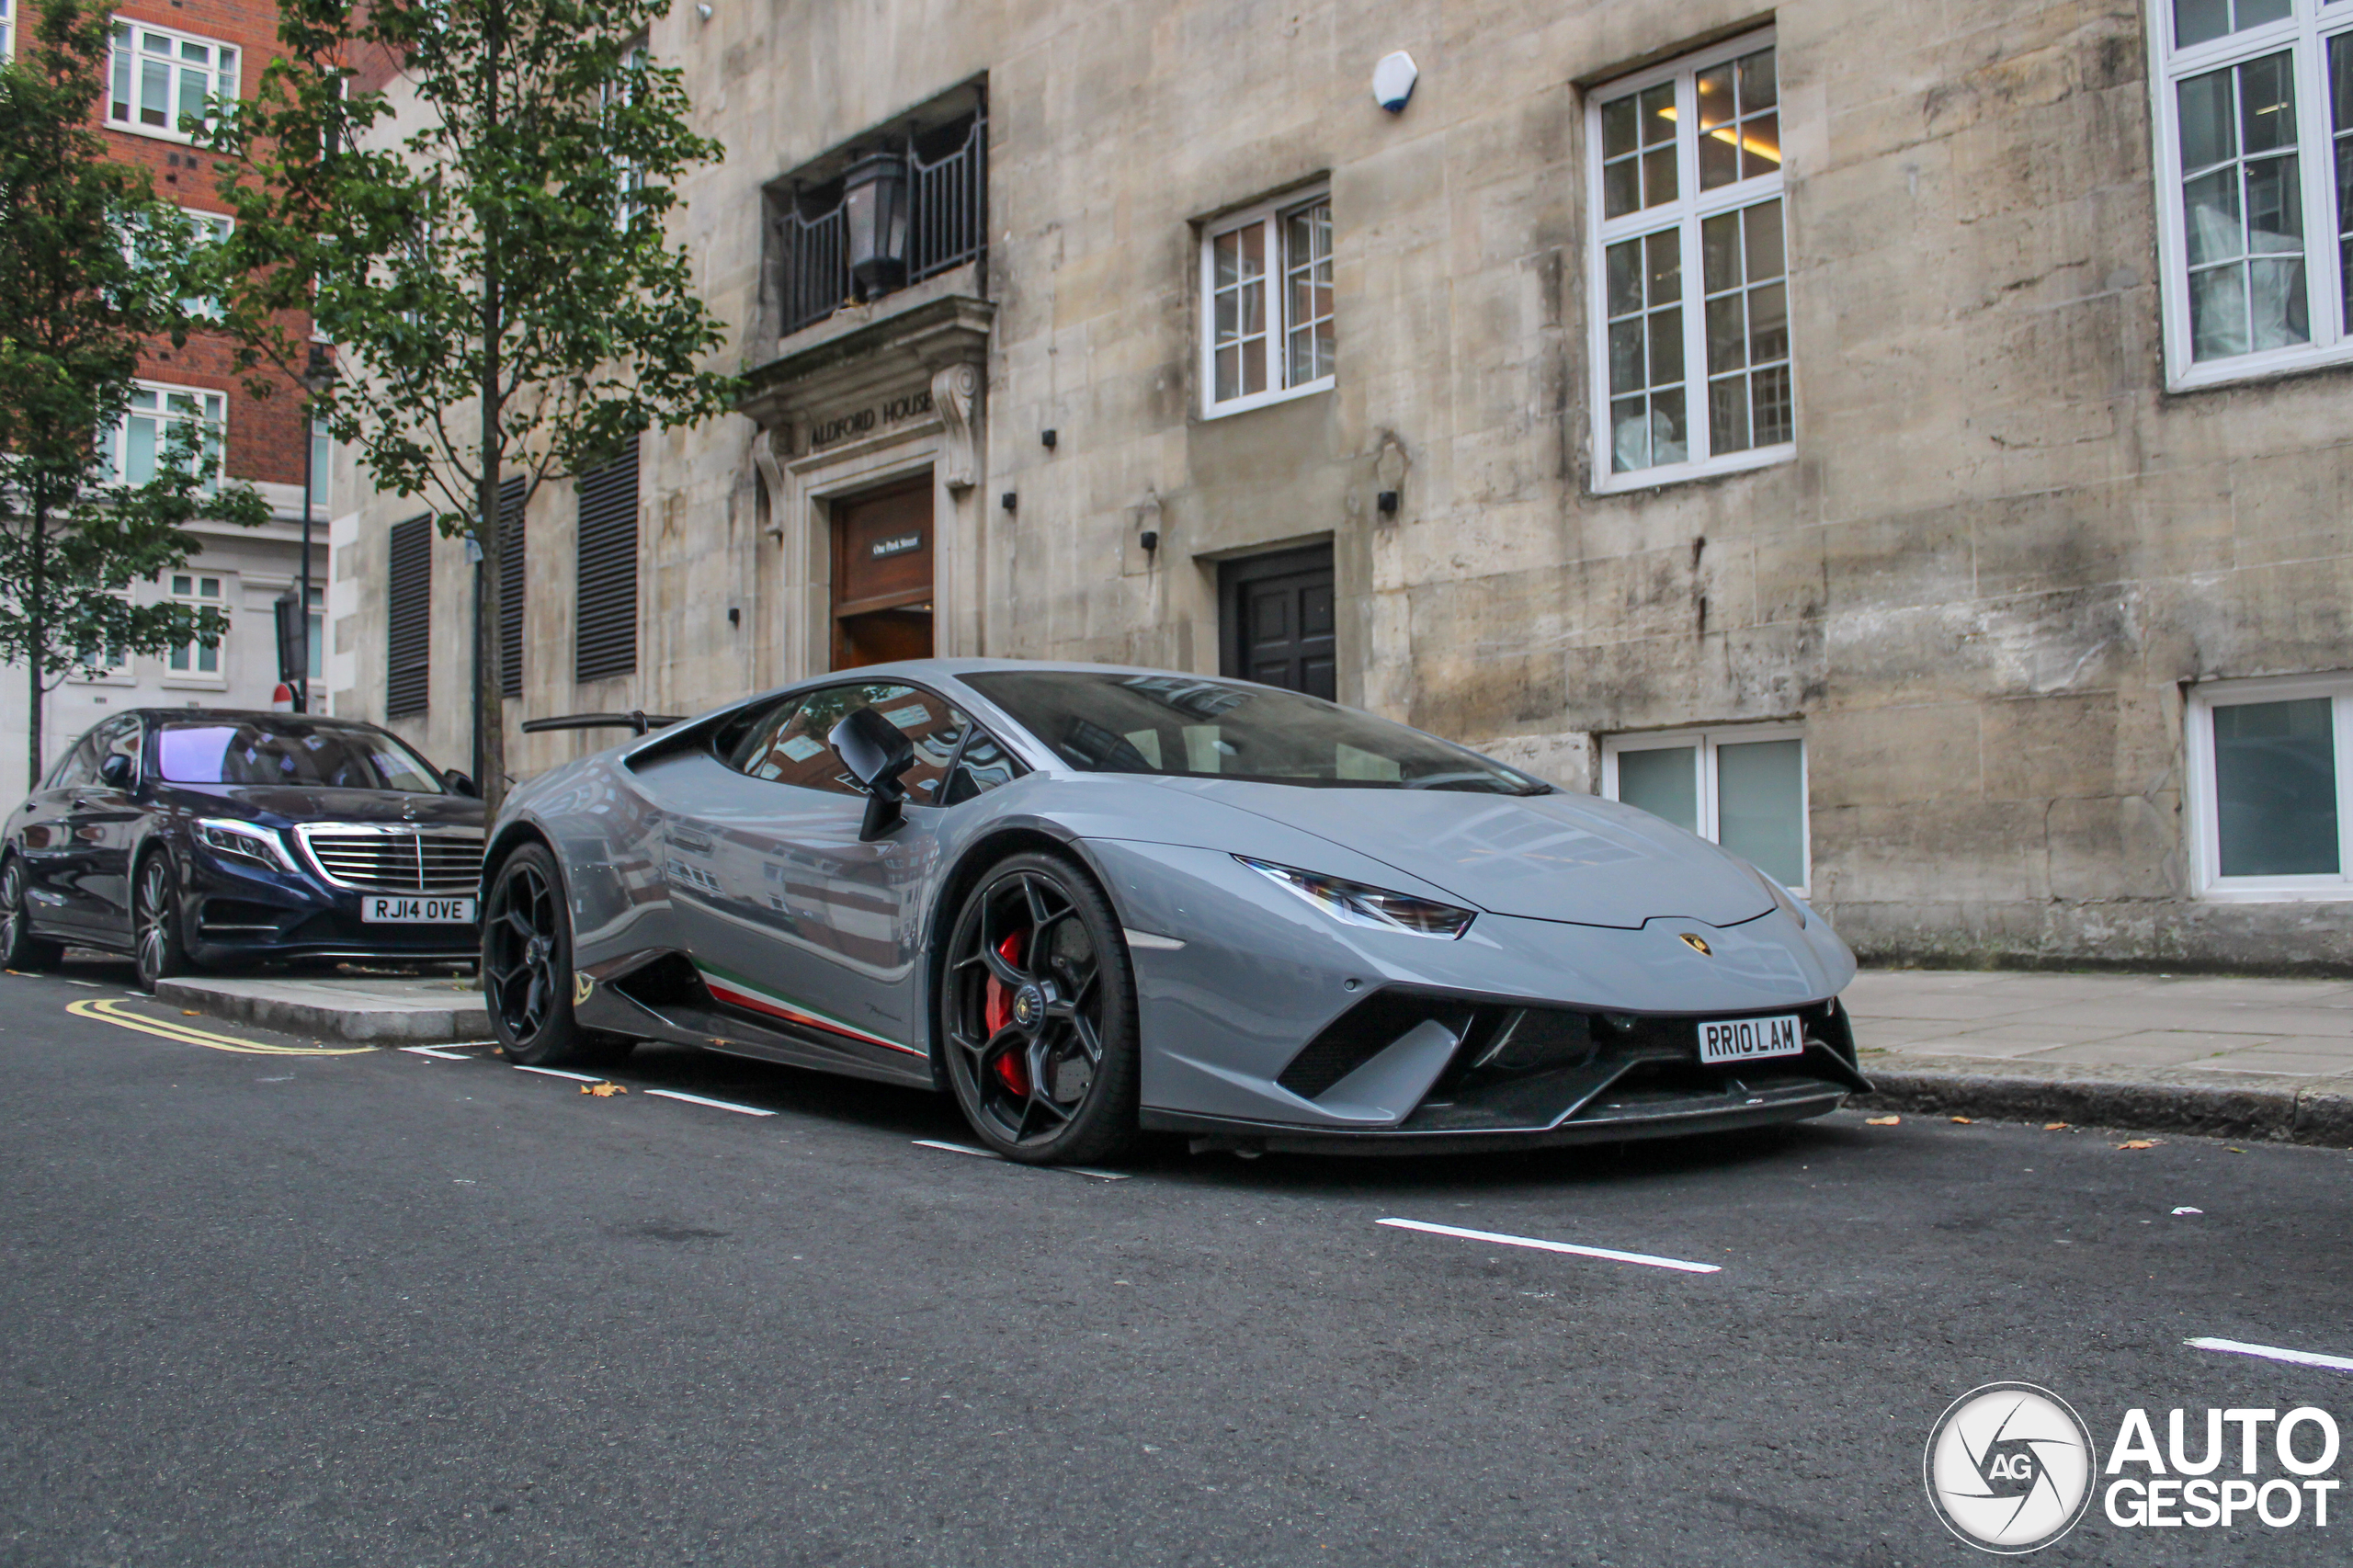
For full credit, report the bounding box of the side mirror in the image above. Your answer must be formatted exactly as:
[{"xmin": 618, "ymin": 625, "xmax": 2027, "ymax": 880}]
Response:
[
  {"xmin": 827, "ymin": 707, "xmax": 916, "ymax": 841},
  {"xmin": 442, "ymin": 768, "xmax": 480, "ymax": 798},
  {"xmin": 98, "ymin": 753, "xmax": 136, "ymax": 789}
]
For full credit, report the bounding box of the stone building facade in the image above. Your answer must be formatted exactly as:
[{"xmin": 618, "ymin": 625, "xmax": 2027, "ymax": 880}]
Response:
[{"xmin": 332, "ymin": 0, "xmax": 2353, "ymax": 971}]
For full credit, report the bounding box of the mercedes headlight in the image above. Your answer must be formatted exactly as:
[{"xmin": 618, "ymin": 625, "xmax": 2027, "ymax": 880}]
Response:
[
  {"xmin": 195, "ymin": 818, "xmax": 296, "ymax": 873},
  {"xmin": 1235, "ymin": 856, "xmax": 1475, "ymax": 938}
]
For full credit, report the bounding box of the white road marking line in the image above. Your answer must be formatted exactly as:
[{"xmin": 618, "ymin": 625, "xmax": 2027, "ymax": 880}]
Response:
[
  {"xmin": 512, "ymin": 1064, "xmax": 605, "ymax": 1083},
  {"xmin": 2186, "ymin": 1336, "xmax": 2353, "ymax": 1375},
  {"xmin": 401, "ymin": 1044, "xmax": 477, "ymax": 1060},
  {"xmin": 1376, "ymin": 1217, "xmax": 1722, "ymax": 1275},
  {"xmin": 643, "ymin": 1088, "xmax": 775, "ymax": 1117},
  {"xmin": 910, "ymin": 1139, "xmax": 1130, "ymax": 1181},
  {"xmin": 64, "ymin": 979, "xmax": 98, "ymax": 988}
]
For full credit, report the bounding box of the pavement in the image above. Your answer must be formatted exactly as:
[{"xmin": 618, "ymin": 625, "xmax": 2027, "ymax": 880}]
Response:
[
  {"xmin": 149, "ymin": 961, "xmax": 2353, "ymax": 1143},
  {"xmin": 154, "ymin": 972, "xmax": 488, "ymax": 1042},
  {"xmin": 4, "ymin": 957, "xmax": 2349, "ymax": 1566},
  {"xmin": 1847, "ymin": 970, "xmax": 2353, "ymax": 1146}
]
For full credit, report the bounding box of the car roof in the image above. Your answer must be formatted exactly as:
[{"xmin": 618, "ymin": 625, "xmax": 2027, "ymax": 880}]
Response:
[{"xmin": 123, "ymin": 708, "xmax": 393, "ymax": 726}]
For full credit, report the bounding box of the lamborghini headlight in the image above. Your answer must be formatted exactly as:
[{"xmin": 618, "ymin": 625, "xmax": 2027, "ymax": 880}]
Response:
[
  {"xmin": 1235, "ymin": 856, "xmax": 1476, "ymax": 939},
  {"xmin": 195, "ymin": 818, "xmax": 297, "ymax": 873}
]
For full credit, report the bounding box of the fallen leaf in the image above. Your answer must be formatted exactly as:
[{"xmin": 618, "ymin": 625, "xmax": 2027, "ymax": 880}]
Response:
[
  {"xmin": 1865, "ymin": 1115, "xmax": 1901, "ymax": 1126},
  {"xmin": 579, "ymin": 1082, "xmax": 627, "ymax": 1097},
  {"xmin": 182, "ymin": 1010, "xmax": 200, "ymax": 1017},
  {"xmin": 2113, "ymin": 1139, "xmax": 2159, "ymax": 1150},
  {"xmin": 2044, "ymin": 1122, "xmax": 2071, "ymax": 1131},
  {"xmin": 2226, "ymin": 1146, "xmax": 2246, "ymax": 1153},
  {"xmin": 1950, "ymin": 1116, "xmax": 1974, "ymax": 1124}
]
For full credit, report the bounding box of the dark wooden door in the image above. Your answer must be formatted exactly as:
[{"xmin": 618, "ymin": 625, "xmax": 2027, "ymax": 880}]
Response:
[
  {"xmin": 830, "ymin": 474, "xmax": 934, "ymax": 670},
  {"xmin": 1221, "ymin": 543, "xmax": 1335, "ymax": 698}
]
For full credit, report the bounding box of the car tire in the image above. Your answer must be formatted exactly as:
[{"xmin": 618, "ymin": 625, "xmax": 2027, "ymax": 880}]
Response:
[
  {"xmin": 132, "ymin": 851, "xmax": 190, "ymax": 992},
  {"xmin": 940, "ymin": 849, "xmax": 1139, "ymax": 1165},
  {"xmin": 483, "ymin": 842, "xmax": 631, "ymax": 1069},
  {"xmin": 0, "ymin": 856, "xmax": 64, "ymax": 971}
]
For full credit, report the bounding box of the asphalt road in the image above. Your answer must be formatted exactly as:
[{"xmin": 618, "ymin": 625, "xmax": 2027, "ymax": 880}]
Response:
[{"xmin": 4, "ymin": 960, "xmax": 2350, "ymax": 1568}]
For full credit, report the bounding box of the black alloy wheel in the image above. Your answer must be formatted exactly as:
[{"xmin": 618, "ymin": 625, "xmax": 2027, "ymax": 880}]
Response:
[
  {"xmin": 132, "ymin": 852, "xmax": 188, "ymax": 992},
  {"xmin": 483, "ymin": 843, "xmax": 627, "ymax": 1067},
  {"xmin": 0, "ymin": 857, "xmax": 63, "ymax": 971},
  {"xmin": 942, "ymin": 851, "xmax": 1139, "ymax": 1165}
]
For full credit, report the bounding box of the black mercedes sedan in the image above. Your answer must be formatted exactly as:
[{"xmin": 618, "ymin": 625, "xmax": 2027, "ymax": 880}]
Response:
[{"xmin": 0, "ymin": 710, "xmax": 484, "ymax": 988}]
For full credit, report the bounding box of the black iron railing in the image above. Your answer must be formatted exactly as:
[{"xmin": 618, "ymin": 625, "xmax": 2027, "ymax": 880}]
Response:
[
  {"xmin": 776, "ymin": 107, "xmax": 987, "ymax": 336},
  {"xmin": 778, "ymin": 203, "xmax": 848, "ymax": 338},
  {"xmin": 907, "ymin": 111, "xmax": 986, "ymax": 285}
]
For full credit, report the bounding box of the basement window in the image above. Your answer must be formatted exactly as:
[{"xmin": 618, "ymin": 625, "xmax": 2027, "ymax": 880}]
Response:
[
  {"xmin": 2186, "ymin": 675, "xmax": 2353, "ymax": 899},
  {"xmin": 1602, "ymin": 724, "xmax": 1809, "ymax": 893}
]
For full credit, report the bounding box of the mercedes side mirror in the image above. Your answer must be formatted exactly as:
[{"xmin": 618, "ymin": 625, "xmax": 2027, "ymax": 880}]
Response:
[
  {"xmin": 442, "ymin": 768, "xmax": 480, "ymax": 798},
  {"xmin": 98, "ymin": 753, "xmax": 136, "ymax": 789},
  {"xmin": 828, "ymin": 707, "xmax": 916, "ymax": 840}
]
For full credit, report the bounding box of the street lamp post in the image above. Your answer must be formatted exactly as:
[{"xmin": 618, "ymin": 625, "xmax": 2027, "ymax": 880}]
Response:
[{"xmin": 296, "ymin": 345, "xmax": 338, "ymax": 714}]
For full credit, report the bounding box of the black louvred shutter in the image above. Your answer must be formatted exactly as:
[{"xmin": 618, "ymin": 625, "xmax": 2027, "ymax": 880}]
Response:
[
  {"xmin": 495, "ymin": 474, "xmax": 526, "ymax": 699},
  {"xmin": 385, "ymin": 515, "xmax": 432, "ymax": 717},
  {"xmin": 574, "ymin": 438, "xmax": 639, "ymax": 684}
]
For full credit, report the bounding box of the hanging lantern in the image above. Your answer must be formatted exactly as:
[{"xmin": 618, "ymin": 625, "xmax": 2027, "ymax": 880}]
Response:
[{"xmin": 843, "ymin": 151, "xmax": 910, "ymax": 297}]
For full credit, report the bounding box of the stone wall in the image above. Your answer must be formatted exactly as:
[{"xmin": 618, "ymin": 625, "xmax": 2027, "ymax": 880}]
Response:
[{"xmin": 330, "ymin": 0, "xmax": 2353, "ymax": 970}]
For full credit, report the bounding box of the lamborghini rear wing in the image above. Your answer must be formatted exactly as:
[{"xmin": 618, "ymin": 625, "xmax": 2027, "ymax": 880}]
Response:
[{"xmin": 518, "ymin": 710, "xmax": 685, "ymax": 736}]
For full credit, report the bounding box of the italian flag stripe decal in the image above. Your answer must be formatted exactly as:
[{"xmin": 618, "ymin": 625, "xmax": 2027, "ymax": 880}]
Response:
[{"xmin": 695, "ymin": 962, "xmax": 922, "ymax": 1056}]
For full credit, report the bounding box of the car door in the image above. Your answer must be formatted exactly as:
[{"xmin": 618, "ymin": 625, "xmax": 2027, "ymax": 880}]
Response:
[
  {"xmin": 660, "ymin": 681, "xmax": 969, "ymax": 1074},
  {"xmin": 61, "ymin": 716, "xmax": 147, "ymax": 937},
  {"xmin": 19, "ymin": 732, "xmax": 103, "ymax": 935}
]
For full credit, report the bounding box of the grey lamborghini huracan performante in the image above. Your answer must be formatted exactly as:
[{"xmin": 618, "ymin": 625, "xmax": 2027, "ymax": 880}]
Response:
[{"xmin": 482, "ymin": 661, "xmax": 1866, "ymax": 1165}]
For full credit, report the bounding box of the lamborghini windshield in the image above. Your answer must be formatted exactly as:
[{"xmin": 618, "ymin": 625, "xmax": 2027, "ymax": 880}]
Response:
[{"xmin": 962, "ymin": 671, "xmax": 1547, "ymax": 793}]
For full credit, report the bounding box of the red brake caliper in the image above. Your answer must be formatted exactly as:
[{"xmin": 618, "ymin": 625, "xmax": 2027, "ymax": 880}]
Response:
[{"xmin": 985, "ymin": 931, "xmax": 1029, "ymax": 1095}]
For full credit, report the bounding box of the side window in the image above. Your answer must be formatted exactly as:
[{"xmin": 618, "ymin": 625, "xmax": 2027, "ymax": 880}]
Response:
[
  {"xmin": 95, "ymin": 718, "xmax": 142, "ymax": 783},
  {"xmin": 730, "ymin": 682, "xmax": 965, "ymax": 801},
  {"xmin": 49, "ymin": 734, "xmax": 100, "ymax": 790},
  {"xmin": 721, "ymin": 697, "xmax": 804, "ymax": 778},
  {"xmin": 941, "ymin": 732, "xmax": 1022, "ymax": 805}
]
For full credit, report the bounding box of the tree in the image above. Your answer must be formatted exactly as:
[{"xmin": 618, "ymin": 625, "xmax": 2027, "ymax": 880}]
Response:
[
  {"xmin": 206, "ymin": 0, "xmax": 738, "ymax": 812},
  {"xmin": 0, "ymin": 0, "xmax": 270, "ymax": 787}
]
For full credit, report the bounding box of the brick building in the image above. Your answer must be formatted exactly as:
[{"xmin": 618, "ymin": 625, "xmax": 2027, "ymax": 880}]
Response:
[
  {"xmin": 1, "ymin": 0, "xmax": 326, "ymax": 801},
  {"xmin": 333, "ymin": 0, "xmax": 2353, "ymax": 971}
]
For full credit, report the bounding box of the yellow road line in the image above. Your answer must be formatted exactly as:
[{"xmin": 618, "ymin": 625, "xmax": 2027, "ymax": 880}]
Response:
[{"xmin": 66, "ymin": 997, "xmax": 374, "ymax": 1056}]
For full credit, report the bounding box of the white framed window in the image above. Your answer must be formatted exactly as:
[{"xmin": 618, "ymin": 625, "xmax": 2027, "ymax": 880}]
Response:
[
  {"xmin": 309, "ymin": 416, "xmax": 332, "ymax": 510},
  {"xmin": 107, "ymin": 382, "xmax": 227, "ymax": 492},
  {"xmin": 127, "ymin": 209, "xmax": 234, "ymax": 318},
  {"xmin": 2148, "ymin": 0, "xmax": 2353, "ymax": 388},
  {"xmin": 304, "ymin": 583, "xmax": 324, "ymax": 680},
  {"xmin": 2184, "ymin": 673, "xmax": 2353, "ymax": 899},
  {"xmin": 165, "ymin": 573, "xmax": 227, "ymax": 682},
  {"xmin": 608, "ymin": 39, "xmax": 651, "ymax": 228},
  {"xmin": 1586, "ymin": 31, "xmax": 1792, "ymax": 491},
  {"xmin": 1199, "ymin": 187, "xmax": 1334, "ymax": 416},
  {"xmin": 1601, "ymin": 723, "xmax": 1810, "ymax": 892},
  {"xmin": 2, "ymin": 0, "xmax": 16, "ymax": 62},
  {"xmin": 71, "ymin": 594, "xmax": 135, "ymax": 685},
  {"xmin": 108, "ymin": 21, "xmax": 238, "ymax": 142}
]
